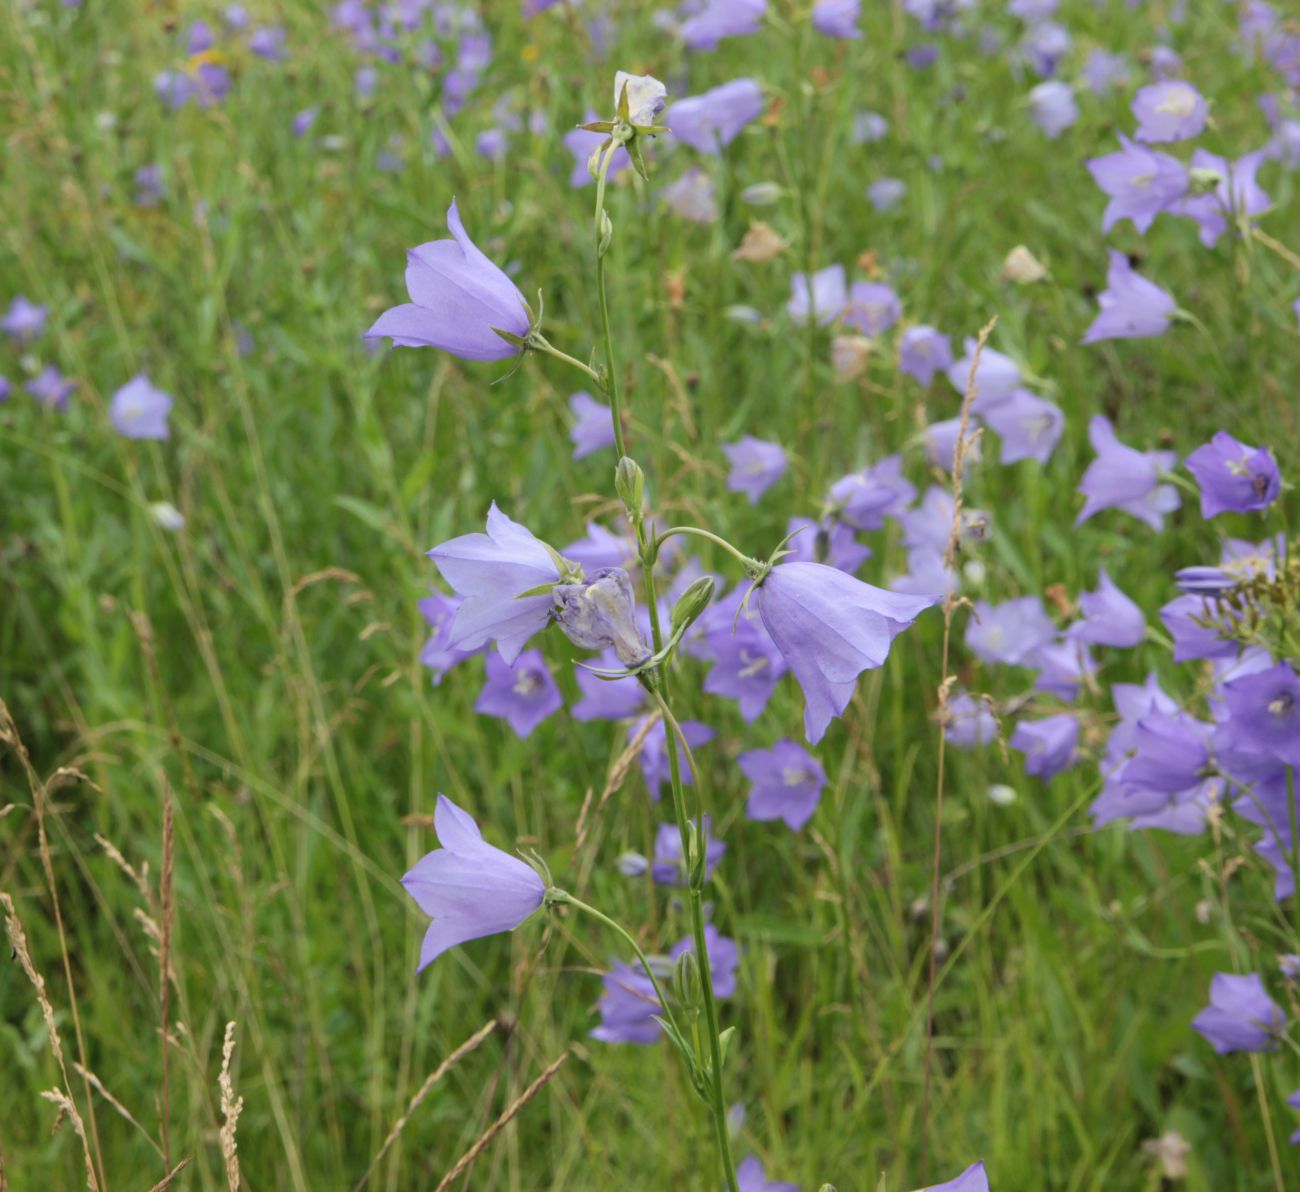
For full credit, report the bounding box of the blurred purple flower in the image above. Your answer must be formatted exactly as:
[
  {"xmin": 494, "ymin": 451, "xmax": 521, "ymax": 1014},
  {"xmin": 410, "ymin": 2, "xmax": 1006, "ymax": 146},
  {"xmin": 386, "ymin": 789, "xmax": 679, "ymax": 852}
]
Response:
[
  {"xmin": 652, "ymin": 818, "xmax": 724, "ymax": 886},
  {"xmin": 679, "ymin": 0, "xmax": 766, "ymax": 51},
  {"xmin": 1076, "ymin": 415, "xmax": 1180, "ymax": 529},
  {"xmin": 737, "ymin": 1155, "xmax": 799, "ymax": 1192},
  {"xmin": 899, "ymin": 325, "xmax": 952, "ymax": 385},
  {"xmin": 572, "ymin": 650, "xmax": 647, "ymax": 721},
  {"xmin": 418, "ymin": 591, "xmax": 477, "ymax": 684},
  {"xmin": 1132, "ymin": 79, "xmax": 1207, "ymax": 142},
  {"xmin": 27, "ymin": 365, "xmax": 75, "ymax": 410},
  {"xmin": 828, "ymin": 455, "xmax": 915, "ymax": 530},
  {"xmin": 661, "ymin": 167, "xmax": 719, "ymax": 223},
  {"xmin": 2, "ymin": 295, "xmax": 47, "ymax": 343},
  {"xmin": 562, "ymin": 112, "xmax": 630, "ymax": 188},
  {"xmin": 703, "ymin": 618, "xmax": 787, "ymax": 721},
  {"xmin": 1177, "ymin": 150, "xmax": 1272, "ymax": 247},
  {"xmin": 589, "ymin": 961, "xmax": 662, "ymax": 1044},
  {"xmin": 755, "ymin": 561, "xmax": 938, "ymax": 743},
  {"xmin": 723, "ymin": 435, "xmax": 787, "ymax": 504},
  {"xmin": 924, "ymin": 417, "xmax": 981, "ymax": 472},
  {"xmin": 943, "ymin": 691, "xmax": 998, "ymax": 748},
  {"xmin": 568, "ymin": 391, "xmax": 616, "ymax": 459},
  {"xmin": 787, "ymin": 264, "xmax": 846, "ymax": 326},
  {"xmin": 109, "ymin": 374, "xmax": 173, "ymax": 440},
  {"xmin": 1083, "ymin": 49, "xmax": 1130, "ymax": 95},
  {"xmin": 292, "ymin": 107, "xmax": 319, "ymax": 139},
  {"xmin": 474, "ymin": 649, "xmax": 563, "ymax": 738},
  {"xmin": 946, "ymin": 339, "xmax": 1021, "ymax": 414},
  {"xmin": 983, "ymin": 389, "xmax": 1064, "ymax": 464},
  {"xmin": 632, "ymin": 716, "xmax": 715, "ymax": 800},
  {"xmin": 867, "ymin": 177, "xmax": 907, "ymax": 212},
  {"xmin": 920, "ymin": 1162, "xmax": 990, "ymax": 1192},
  {"xmin": 249, "ymin": 26, "xmax": 287, "ymax": 60},
  {"xmin": 1158, "ymin": 594, "xmax": 1237, "ymax": 662},
  {"xmin": 1028, "ymin": 80, "xmax": 1078, "ymax": 139},
  {"xmin": 812, "ymin": 0, "xmax": 860, "ymax": 38},
  {"xmin": 1082, "ymin": 251, "xmax": 1176, "ymax": 344},
  {"xmin": 1011, "ymin": 715, "xmax": 1079, "ymax": 781},
  {"xmin": 1066, "ymin": 569, "xmax": 1145, "ymax": 647},
  {"xmin": 1220, "ymin": 663, "xmax": 1300, "ymax": 766},
  {"xmin": 365, "ymin": 200, "xmax": 529, "ymax": 360},
  {"xmin": 843, "ymin": 282, "xmax": 901, "ymax": 337},
  {"xmin": 134, "ymin": 164, "xmax": 166, "ymax": 206},
  {"xmin": 966, "ymin": 596, "xmax": 1056, "ymax": 666},
  {"xmin": 667, "ymin": 78, "xmax": 764, "ymax": 154},
  {"xmin": 1086, "ymin": 134, "xmax": 1188, "ymax": 234},
  {"xmin": 1031, "ymin": 640, "xmax": 1097, "ymax": 701},
  {"xmin": 739, "ymin": 739, "xmax": 826, "ymax": 829},
  {"xmin": 401, "ymin": 794, "xmax": 545, "ymax": 970},
  {"xmin": 784, "ymin": 517, "xmax": 871, "ymax": 574},
  {"xmin": 1192, "ymin": 973, "xmax": 1286, "ymax": 1054}
]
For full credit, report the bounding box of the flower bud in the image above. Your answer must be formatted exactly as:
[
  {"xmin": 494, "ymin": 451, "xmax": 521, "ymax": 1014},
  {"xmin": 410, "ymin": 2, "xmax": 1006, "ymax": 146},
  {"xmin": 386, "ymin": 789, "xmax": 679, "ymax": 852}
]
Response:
[
  {"xmin": 598, "ymin": 209, "xmax": 614, "ymax": 258},
  {"xmin": 740, "ymin": 181, "xmax": 783, "ymax": 206},
  {"xmin": 671, "ymin": 576, "xmax": 716, "ymax": 638},
  {"xmin": 614, "ymin": 455, "xmax": 645, "ymax": 519},
  {"xmin": 1001, "ymin": 244, "xmax": 1047, "ymax": 284},
  {"xmin": 616, "ymin": 851, "xmax": 649, "ymax": 877},
  {"xmin": 673, "ymin": 946, "xmax": 701, "ymax": 1012},
  {"xmin": 553, "ymin": 567, "xmax": 651, "ymax": 666}
]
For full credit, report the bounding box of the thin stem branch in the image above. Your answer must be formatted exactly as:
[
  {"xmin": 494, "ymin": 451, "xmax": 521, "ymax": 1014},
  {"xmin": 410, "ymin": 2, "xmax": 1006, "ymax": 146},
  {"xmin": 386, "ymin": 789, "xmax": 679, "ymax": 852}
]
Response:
[
  {"xmin": 654, "ymin": 526, "xmax": 762, "ymax": 573},
  {"xmin": 594, "ymin": 142, "xmax": 629, "ymax": 461}
]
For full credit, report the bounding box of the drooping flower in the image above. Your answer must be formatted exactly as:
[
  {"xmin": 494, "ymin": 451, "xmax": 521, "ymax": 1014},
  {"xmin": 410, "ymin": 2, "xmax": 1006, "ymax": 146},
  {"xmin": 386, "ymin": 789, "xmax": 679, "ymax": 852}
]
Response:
[
  {"xmin": 723, "ymin": 436, "xmax": 787, "ymax": 504},
  {"xmin": 1158, "ymin": 594, "xmax": 1237, "ymax": 663},
  {"xmin": 1075, "ymin": 416, "xmax": 1181, "ymax": 529},
  {"xmin": 1066, "ymin": 569, "xmax": 1145, "ymax": 647},
  {"xmin": 552, "ymin": 568, "xmax": 649, "ymax": 666},
  {"xmin": 828, "ymin": 455, "xmax": 916, "ymax": 530},
  {"xmin": 1086, "ymin": 134, "xmax": 1188, "ymax": 233},
  {"xmin": 679, "ymin": 0, "xmax": 766, "ymax": 51},
  {"xmin": 736, "ymin": 1155, "xmax": 799, "ymax": 1192},
  {"xmin": 898, "ymin": 325, "xmax": 953, "ymax": 386},
  {"xmin": 651, "ymin": 818, "xmax": 725, "ymax": 886},
  {"xmin": 942, "ymin": 691, "xmax": 999, "ymax": 748},
  {"xmin": 666, "ymin": 78, "xmax": 764, "ymax": 154},
  {"xmin": 787, "ymin": 264, "xmax": 846, "ymax": 326},
  {"xmin": 418, "ymin": 591, "xmax": 478, "ymax": 684},
  {"xmin": 1083, "ymin": 48, "xmax": 1130, "ymax": 95},
  {"xmin": 1021, "ymin": 20, "xmax": 1071, "ymax": 77},
  {"xmin": 2, "ymin": 295, "xmax": 48, "ymax": 343},
  {"xmin": 812, "ymin": 0, "xmax": 861, "ymax": 39},
  {"xmin": 945, "ymin": 339, "xmax": 1021, "ymax": 414},
  {"xmin": 966, "ymin": 596, "xmax": 1057, "ymax": 666},
  {"xmin": 364, "ymin": 200, "xmax": 530, "ymax": 361},
  {"xmin": 925, "ymin": 417, "xmax": 982, "ymax": 473},
  {"xmin": 568, "ymin": 391, "xmax": 616, "ymax": 459},
  {"xmin": 1132, "ymin": 79, "xmax": 1208, "ymax": 142},
  {"xmin": 474, "ymin": 649, "xmax": 563, "ymax": 738},
  {"xmin": 739, "ymin": 739, "xmax": 827, "ymax": 829},
  {"xmin": 109, "ymin": 375, "xmax": 173, "ymax": 440},
  {"xmin": 1011, "ymin": 715, "xmax": 1079, "ymax": 781},
  {"xmin": 1184, "ymin": 430, "xmax": 1281, "ymax": 518},
  {"xmin": 982, "ymin": 389, "xmax": 1064, "ymax": 464},
  {"xmin": 429, "ymin": 503, "xmax": 568, "ymax": 663},
  {"xmin": 401, "ymin": 794, "xmax": 545, "ymax": 970},
  {"xmin": 1031, "ymin": 640, "xmax": 1098, "ymax": 701},
  {"xmin": 612, "ymin": 72, "xmax": 667, "ymax": 124},
  {"xmin": 917, "ymin": 1162, "xmax": 990, "ymax": 1192},
  {"xmin": 1192, "ymin": 972, "xmax": 1286, "ymax": 1054},
  {"xmin": 754, "ymin": 562, "xmax": 938, "ymax": 743},
  {"xmin": 1082, "ymin": 251, "xmax": 1176, "ymax": 344}
]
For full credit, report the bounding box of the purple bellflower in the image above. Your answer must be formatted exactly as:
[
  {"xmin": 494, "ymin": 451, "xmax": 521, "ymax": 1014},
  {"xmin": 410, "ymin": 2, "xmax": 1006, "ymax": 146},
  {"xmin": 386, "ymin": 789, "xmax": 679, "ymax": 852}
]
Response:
[
  {"xmin": 563, "ymin": 111, "xmax": 630, "ymax": 188},
  {"xmin": 1178, "ymin": 150, "xmax": 1272, "ymax": 248},
  {"xmin": 1076, "ymin": 416, "xmax": 1181, "ymax": 529},
  {"xmin": 1066, "ymin": 569, "xmax": 1145, "ymax": 647},
  {"xmin": 1192, "ymin": 972, "xmax": 1286, "ymax": 1053},
  {"xmin": 27, "ymin": 365, "xmax": 75, "ymax": 410},
  {"xmin": 418, "ymin": 591, "xmax": 478, "ymax": 684},
  {"xmin": 365, "ymin": 200, "xmax": 530, "ymax": 361},
  {"xmin": 946, "ymin": 339, "xmax": 1021, "ymax": 414},
  {"xmin": 2, "ymin": 295, "xmax": 47, "ymax": 343},
  {"xmin": 429, "ymin": 503, "xmax": 568, "ymax": 663},
  {"xmin": 828, "ymin": 455, "xmax": 916, "ymax": 530},
  {"xmin": 966, "ymin": 596, "xmax": 1057, "ymax": 666},
  {"xmin": 812, "ymin": 0, "xmax": 861, "ymax": 39},
  {"xmin": 899, "ymin": 324, "xmax": 953, "ymax": 386},
  {"xmin": 703, "ymin": 617, "xmax": 787, "ymax": 720},
  {"xmin": 867, "ymin": 177, "xmax": 907, "ymax": 212},
  {"xmin": 1158, "ymin": 594, "xmax": 1237, "ymax": 662},
  {"xmin": 784, "ymin": 516, "xmax": 871, "ymax": 574},
  {"xmin": 920, "ymin": 1163, "xmax": 990, "ymax": 1192},
  {"xmin": 651, "ymin": 818, "xmax": 724, "ymax": 886},
  {"xmin": 925, "ymin": 417, "xmax": 982, "ymax": 472},
  {"xmin": 787, "ymin": 264, "xmax": 847, "ymax": 326},
  {"xmin": 1011, "ymin": 714, "xmax": 1079, "ymax": 781},
  {"xmin": 739, "ymin": 739, "xmax": 827, "ymax": 829},
  {"xmin": 982, "ymin": 389, "xmax": 1064, "ymax": 464},
  {"xmin": 109, "ymin": 375, "xmax": 173, "ymax": 440},
  {"xmin": 475, "ymin": 649, "xmax": 563, "ymax": 738},
  {"xmin": 1184, "ymin": 430, "xmax": 1281, "ymax": 517},
  {"xmin": 562, "ymin": 521, "xmax": 636, "ymax": 574},
  {"xmin": 572, "ymin": 650, "xmax": 647, "ymax": 721},
  {"xmin": 843, "ymin": 282, "xmax": 901, "ymax": 337},
  {"xmin": 679, "ymin": 0, "xmax": 766, "ymax": 51},
  {"xmin": 723, "ymin": 435, "xmax": 787, "ymax": 504},
  {"xmin": 1031, "ymin": 640, "xmax": 1098, "ymax": 702},
  {"xmin": 754, "ymin": 561, "xmax": 938, "ymax": 743},
  {"xmin": 667, "ymin": 78, "xmax": 764, "ymax": 154},
  {"xmin": 1086, "ymin": 134, "xmax": 1188, "ymax": 233},
  {"xmin": 943, "ymin": 691, "xmax": 998, "ymax": 748},
  {"xmin": 661, "ymin": 168, "xmax": 719, "ymax": 223},
  {"xmin": 1028, "ymin": 81, "xmax": 1078, "ymax": 139},
  {"xmin": 589, "ymin": 960, "xmax": 662, "ymax": 1044},
  {"xmin": 401, "ymin": 794, "xmax": 545, "ymax": 970},
  {"xmin": 1219, "ymin": 663, "xmax": 1300, "ymax": 765},
  {"xmin": 568, "ymin": 391, "xmax": 616, "ymax": 459},
  {"xmin": 1082, "ymin": 251, "xmax": 1176, "ymax": 344},
  {"xmin": 1132, "ymin": 79, "xmax": 1208, "ymax": 142},
  {"xmin": 736, "ymin": 1155, "xmax": 799, "ymax": 1192}
]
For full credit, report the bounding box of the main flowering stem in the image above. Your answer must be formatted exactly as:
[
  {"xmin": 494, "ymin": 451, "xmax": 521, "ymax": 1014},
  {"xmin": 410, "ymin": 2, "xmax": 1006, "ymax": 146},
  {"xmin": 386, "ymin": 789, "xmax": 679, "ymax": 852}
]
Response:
[{"xmin": 595, "ymin": 140, "xmax": 630, "ymax": 462}]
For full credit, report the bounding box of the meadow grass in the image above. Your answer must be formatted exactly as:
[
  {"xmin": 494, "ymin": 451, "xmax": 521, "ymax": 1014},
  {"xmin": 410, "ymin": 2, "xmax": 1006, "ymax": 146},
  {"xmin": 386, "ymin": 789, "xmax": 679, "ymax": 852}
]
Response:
[{"xmin": 2, "ymin": 0, "xmax": 1299, "ymax": 1188}]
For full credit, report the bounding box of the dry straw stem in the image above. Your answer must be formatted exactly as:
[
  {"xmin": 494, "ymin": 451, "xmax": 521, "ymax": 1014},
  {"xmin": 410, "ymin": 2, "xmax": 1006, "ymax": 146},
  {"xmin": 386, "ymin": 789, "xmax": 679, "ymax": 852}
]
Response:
[
  {"xmin": 573, "ymin": 708, "xmax": 662, "ymax": 859},
  {"xmin": 354, "ymin": 1017, "xmax": 501, "ymax": 1190},
  {"xmin": 920, "ymin": 315, "xmax": 998, "ymax": 1179},
  {"xmin": 72, "ymin": 1063, "xmax": 163, "ymax": 1159},
  {"xmin": 1, "ymin": 892, "xmax": 99, "ymax": 1190},
  {"xmin": 218, "ymin": 1021, "xmax": 244, "ymax": 1192},
  {"xmin": 159, "ymin": 777, "xmax": 176, "ymax": 1171},
  {"xmin": 433, "ymin": 1050, "xmax": 569, "ymax": 1192},
  {"xmin": 146, "ymin": 1158, "xmax": 192, "ymax": 1191}
]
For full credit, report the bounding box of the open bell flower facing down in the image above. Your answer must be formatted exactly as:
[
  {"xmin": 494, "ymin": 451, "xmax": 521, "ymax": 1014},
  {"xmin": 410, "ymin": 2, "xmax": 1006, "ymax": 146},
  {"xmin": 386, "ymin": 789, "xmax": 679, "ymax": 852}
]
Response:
[
  {"xmin": 916, "ymin": 1162, "xmax": 990, "ymax": 1192},
  {"xmin": 754, "ymin": 561, "xmax": 938, "ymax": 743},
  {"xmin": 429, "ymin": 503, "xmax": 570, "ymax": 663},
  {"xmin": 364, "ymin": 199, "xmax": 530, "ymax": 361},
  {"xmin": 1192, "ymin": 972, "xmax": 1286, "ymax": 1054},
  {"xmin": 402, "ymin": 795, "xmax": 545, "ymax": 971}
]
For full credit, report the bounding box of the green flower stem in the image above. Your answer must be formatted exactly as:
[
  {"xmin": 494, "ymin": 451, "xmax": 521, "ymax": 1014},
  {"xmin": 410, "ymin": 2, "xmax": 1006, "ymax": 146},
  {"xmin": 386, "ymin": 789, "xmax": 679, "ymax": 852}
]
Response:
[
  {"xmin": 654, "ymin": 525, "xmax": 763, "ymax": 576},
  {"xmin": 645, "ymin": 674, "xmax": 740, "ymax": 1192},
  {"xmin": 548, "ymin": 890, "xmax": 688, "ymax": 1049},
  {"xmin": 1288, "ymin": 766, "xmax": 1300, "ymax": 948},
  {"xmin": 528, "ymin": 334, "xmax": 603, "ymax": 388},
  {"xmin": 594, "ymin": 141, "xmax": 630, "ymax": 462}
]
